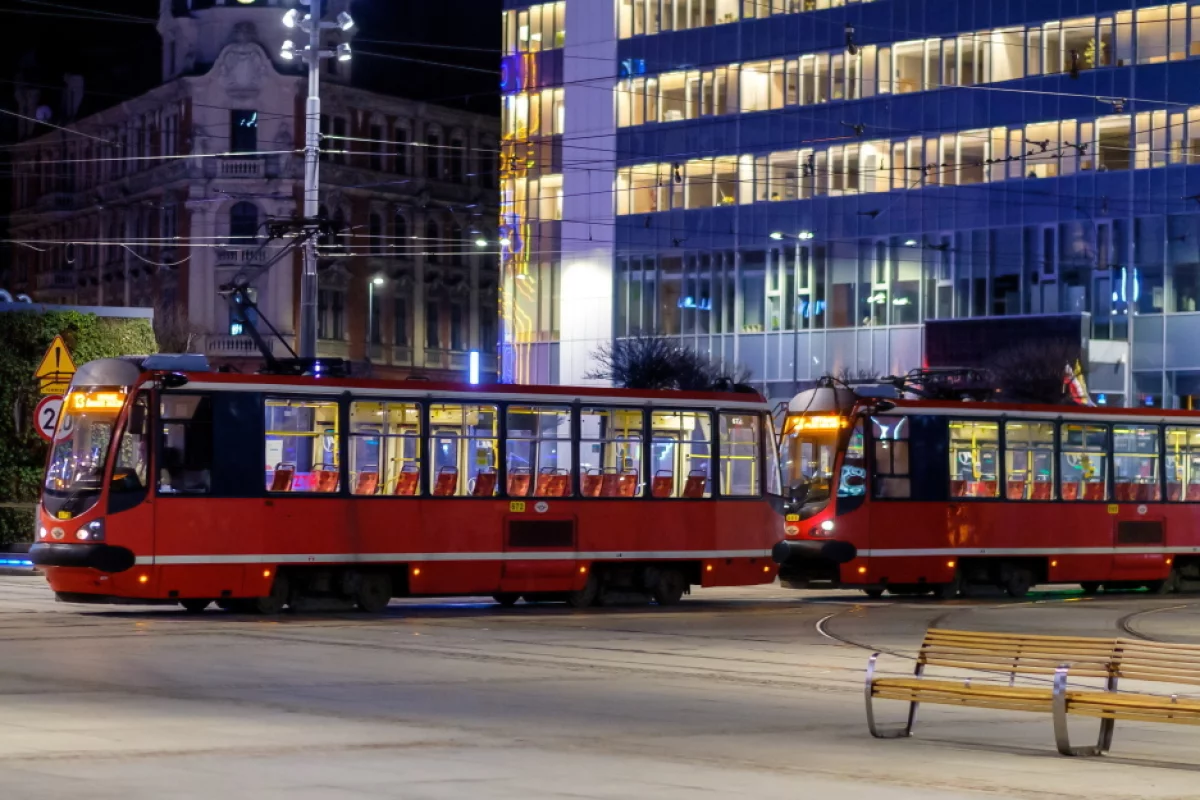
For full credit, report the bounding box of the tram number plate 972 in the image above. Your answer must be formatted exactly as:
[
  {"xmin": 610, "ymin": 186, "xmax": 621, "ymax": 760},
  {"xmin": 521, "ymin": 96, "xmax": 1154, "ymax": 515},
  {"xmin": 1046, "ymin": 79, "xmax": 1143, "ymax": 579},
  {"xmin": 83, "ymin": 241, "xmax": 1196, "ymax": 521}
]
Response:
[{"xmin": 509, "ymin": 501, "xmax": 526, "ymax": 513}]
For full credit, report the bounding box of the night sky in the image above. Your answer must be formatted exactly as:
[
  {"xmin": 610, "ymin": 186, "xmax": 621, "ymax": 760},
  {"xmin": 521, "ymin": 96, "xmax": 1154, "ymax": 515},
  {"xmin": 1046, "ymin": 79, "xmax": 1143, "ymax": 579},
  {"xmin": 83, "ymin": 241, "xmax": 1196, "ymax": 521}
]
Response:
[{"xmin": 0, "ymin": 0, "xmax": 501, "ymax": 122}]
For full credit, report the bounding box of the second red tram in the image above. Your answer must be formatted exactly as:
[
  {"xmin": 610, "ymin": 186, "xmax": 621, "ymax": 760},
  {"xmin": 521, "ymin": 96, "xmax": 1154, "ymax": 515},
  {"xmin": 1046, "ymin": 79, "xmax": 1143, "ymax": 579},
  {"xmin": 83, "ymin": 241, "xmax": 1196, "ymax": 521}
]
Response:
[
  {"xmin": 32, "ymin": 357, "xmax": 783, "ymax": 612},
  {"xmin": 775, "ymin": 386, "xmax": 1200, "ymax": 598}
]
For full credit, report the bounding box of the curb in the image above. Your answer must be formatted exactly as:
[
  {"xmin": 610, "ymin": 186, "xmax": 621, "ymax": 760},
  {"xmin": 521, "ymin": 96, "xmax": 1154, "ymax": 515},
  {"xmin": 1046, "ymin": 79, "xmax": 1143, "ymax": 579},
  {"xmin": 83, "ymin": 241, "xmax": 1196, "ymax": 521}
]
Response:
[{"xmin": 0, "ymin": 567, "xmax": 40, "ymax": 577}]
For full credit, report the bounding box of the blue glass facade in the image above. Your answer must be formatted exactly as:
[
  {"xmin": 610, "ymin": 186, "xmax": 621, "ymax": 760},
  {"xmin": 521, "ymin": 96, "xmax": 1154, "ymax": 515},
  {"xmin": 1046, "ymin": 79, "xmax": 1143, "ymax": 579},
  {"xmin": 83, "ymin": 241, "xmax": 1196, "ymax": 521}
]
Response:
[{"xmin": 503, "ymin": 0, "xmax": 1200, "ymax": 407}]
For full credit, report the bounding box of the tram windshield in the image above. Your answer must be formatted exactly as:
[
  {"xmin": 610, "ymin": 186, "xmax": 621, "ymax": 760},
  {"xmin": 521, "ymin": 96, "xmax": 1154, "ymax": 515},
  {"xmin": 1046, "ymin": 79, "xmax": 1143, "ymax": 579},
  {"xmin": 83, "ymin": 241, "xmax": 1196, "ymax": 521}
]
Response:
[
  {"xmin": 42, "ymin": 388, "xmax": 128, "ymax": 518},
  {"xmin": 781, "ymin": 414, "xmax": 845, "ymax": 516}
]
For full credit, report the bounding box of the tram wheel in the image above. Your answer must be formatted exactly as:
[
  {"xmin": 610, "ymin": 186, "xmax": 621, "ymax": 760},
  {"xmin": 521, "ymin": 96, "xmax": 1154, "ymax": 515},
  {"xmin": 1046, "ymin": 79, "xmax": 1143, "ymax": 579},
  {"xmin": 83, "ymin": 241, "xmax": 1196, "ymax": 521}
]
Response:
[
  {"xmin": 1080, "ymin": 582, "xmax": 1102, "ymax": 595},
  {"xmin": 863, "ymin": 588, "xmax": 884, "ymax": 599},
  {"xmin": 932, "ymin": 573, "xmax": 962, "ymax": 600},
  {"xmin": 1148, "ymin": 569, "xmax": 1182, "ymax": 595},
  {"xmin": 253, "ymin": 573, "xmax": 291, "ymax": 615},
  {"xmin": 492, "ymin": 593, "xmax": 520, "ymax": 607},
  {"xmin": 568, "ymin": 573, "xmax": 601, "ymax": 608},
  {"xmin": 355, "ymin": 572, "xmax": 393, "ymax": 613},
  {"xmin": 1004, "ymin": 568, "xmax": 1033, "ymax": 599},
  {"xmin": 179, "ymin": 599, "xmax": 211, "ymax": 614},
  {"xmin": 651, "ymin": 569, "xmax": 686, "ymax": 606}
]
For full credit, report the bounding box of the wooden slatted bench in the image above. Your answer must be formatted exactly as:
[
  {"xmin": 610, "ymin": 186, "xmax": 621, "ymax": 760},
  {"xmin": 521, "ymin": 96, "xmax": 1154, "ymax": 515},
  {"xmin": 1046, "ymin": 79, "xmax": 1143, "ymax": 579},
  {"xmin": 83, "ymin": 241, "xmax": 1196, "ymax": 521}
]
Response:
[
  {"xmin": 867, "ymin": 629, "xmax": 1200, "ymax": 757},
  {"xmin": 1054, "ymin": 638, "xmax": 1200, "ymax": 756},
  {"xmin": 866, "ymin": 630, "xmax": 1118, "ymax": 745}
]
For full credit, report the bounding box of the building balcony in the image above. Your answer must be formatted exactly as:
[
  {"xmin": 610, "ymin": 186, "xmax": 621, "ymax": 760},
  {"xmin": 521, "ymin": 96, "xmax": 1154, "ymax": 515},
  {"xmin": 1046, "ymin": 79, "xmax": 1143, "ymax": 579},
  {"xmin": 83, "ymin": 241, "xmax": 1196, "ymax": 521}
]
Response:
[
  {"xmin": 202, "ymin": 334, "xmax": 290, "ymax": 359},
  {"xmin": 214, "ymin": 245, "xmax": 269, "ymax": 267},
  {"xmin": 216, "ymin": 157, "xmax": 266, "ymax": 179}
]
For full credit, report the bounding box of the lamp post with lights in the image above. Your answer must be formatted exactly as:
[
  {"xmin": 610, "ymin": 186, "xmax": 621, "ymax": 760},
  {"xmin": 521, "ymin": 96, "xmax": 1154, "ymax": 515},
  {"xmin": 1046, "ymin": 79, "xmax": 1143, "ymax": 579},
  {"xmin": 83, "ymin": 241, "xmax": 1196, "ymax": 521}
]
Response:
[
  {"xmin": 366, "ymin": 275, "xmax": 384, "ymax": 362},
  {"xmin": 280, "ymin": 0, "xmax": 354, "ymax": 359}
]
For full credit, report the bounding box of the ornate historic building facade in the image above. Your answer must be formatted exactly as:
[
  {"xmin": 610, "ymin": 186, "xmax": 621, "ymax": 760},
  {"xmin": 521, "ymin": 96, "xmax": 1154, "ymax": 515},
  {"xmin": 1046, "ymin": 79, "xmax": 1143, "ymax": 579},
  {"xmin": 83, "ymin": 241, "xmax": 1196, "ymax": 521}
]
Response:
[{"xmin": 8, "ymin": 0, "xmax": 500, "ymax": 380}]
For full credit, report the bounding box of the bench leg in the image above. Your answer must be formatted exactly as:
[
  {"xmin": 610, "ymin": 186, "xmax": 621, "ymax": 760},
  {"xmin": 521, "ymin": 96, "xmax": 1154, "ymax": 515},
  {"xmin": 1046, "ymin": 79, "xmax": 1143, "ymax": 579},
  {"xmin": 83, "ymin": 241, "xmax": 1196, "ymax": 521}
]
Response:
[
  {"xmin": 1052, "ymin": 665, "xmax": 1116, "ymax": 757},
  {"xmin": 865, "ymin": 653, "xmax": 920, "ymax": 739}
]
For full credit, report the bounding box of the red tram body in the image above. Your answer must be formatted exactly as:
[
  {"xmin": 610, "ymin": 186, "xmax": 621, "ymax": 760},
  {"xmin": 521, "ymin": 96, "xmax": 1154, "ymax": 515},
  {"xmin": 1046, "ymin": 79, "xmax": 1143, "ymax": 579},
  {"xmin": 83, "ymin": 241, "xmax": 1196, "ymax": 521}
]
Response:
[
  {"xmin": 775, "ymin": 387, "xmax": 1200, "ymax": 598},
  {"xmin": 32, "ymin": 357, "xmax": 783, "ymax": 611}
]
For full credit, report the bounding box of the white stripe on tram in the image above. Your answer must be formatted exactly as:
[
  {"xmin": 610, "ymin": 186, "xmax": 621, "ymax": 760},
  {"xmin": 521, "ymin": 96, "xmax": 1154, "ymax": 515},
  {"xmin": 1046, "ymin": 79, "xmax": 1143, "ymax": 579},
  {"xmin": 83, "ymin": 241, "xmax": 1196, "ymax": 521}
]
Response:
[
  {"xmin": 858, "ymin": 546, "xmax": 1200, "ymax": 558},
  {"xmin": 136, "ymin": 549, "xmax": 774, "ymax": 567}
]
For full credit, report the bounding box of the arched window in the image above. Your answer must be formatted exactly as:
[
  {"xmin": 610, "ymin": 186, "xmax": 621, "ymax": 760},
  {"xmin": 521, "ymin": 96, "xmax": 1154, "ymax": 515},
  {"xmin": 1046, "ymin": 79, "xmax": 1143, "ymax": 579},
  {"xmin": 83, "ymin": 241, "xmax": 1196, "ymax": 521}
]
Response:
[
  {"xmin": 450, "ymin": 224, "xmax": 463, "ymax": 263},
  {"xmin": 425, "ymin": 126, "xmax": 442, "ymax": 179},
  {"xmin": 229, "ymin": 202, "xmax": 259, "ymax": 241},
  {"xmin": 425, "ymin": 219, "xmax": 440, "ymax": 264},
  {"xmin": 369, "ymin": 212, "xmax": 383, "ymax": 255},
  {"xmin": 449, "ymin": 132, "xmax": 466, "ymax": 183}
]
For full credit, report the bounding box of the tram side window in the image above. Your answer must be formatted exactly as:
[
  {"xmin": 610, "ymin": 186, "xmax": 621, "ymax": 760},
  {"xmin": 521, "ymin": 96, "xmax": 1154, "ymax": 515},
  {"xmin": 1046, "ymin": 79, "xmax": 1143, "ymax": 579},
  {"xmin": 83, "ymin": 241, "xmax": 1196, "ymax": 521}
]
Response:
[
  {"xmin": 507, "ymin": 406, "xmax": 573, "ymax": 497},
  {"xmin": 158, "ymin": 394, "xmax": 213, "ymax": 495},
  {"xmin": 429, "ymin": 403, "xmax": 498, "ymax": 496},
  {"xmin": 112, "ymin": 391, "xmax": 151, "ymax": 495},
  {"xmin": 948, "ymin": 420, "xmax": 1000, "ymax": 498},
  {"xmin": 1060, "ymin": 423, "xmax": 1108, "ymax": 501},
  {"xmin": 349, "ymin": 401, "xmax": 420, "ymax": 496},
  {"xmin": 871, "ymin": 415, "xmax": 910, "ymax": 499},
  {"xmin": 1113, "ymin": 425, "xmax": 1160, "ymax": 502},
  {"xmin": 719, "ymin": 413, "xmax": 760, "ymax": 497},
  {"xmin": 1004, "ymin": 421, "xmax": 1054, "ymax": 500},
  {"xmin": 579, "ymin": 407, "xmax": 644, "ymax": 497},
  {"xmin": 1165, "ymin": 427, "xmax": 1200, "ymax": 501},
  {"xmin": 265, "ymin": 399, "xmax": 340, "ymax": 493},
  {"xmin": 651, "ymin": 410, "xmax": 714, "ymax": 498}
]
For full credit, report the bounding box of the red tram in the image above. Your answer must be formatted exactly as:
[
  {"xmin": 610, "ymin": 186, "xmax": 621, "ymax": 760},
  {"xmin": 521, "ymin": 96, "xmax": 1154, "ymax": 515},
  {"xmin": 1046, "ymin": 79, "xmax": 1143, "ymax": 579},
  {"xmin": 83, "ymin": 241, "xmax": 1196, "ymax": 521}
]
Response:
[
  {"xmin": 31, "ymin": 356, "xmax": 783, "ymax": 612},
  {"xmin": 775, "ymin": 384, "xmax": 1200, "ymax": 598}
]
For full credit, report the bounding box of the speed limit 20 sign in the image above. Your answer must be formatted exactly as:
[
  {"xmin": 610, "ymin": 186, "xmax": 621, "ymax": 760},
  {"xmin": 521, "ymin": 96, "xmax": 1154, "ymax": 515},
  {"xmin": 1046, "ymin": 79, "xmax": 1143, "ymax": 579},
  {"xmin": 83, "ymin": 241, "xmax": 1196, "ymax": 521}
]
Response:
[{"xmin": 34, "ymin": 395, "xmax": 64, "ymax": 443}]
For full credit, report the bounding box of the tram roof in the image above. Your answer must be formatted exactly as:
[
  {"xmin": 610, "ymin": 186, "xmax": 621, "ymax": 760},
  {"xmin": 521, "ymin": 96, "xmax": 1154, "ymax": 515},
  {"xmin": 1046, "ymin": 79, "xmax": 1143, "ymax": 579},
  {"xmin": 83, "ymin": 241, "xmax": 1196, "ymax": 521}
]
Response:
[
  {"xmin": 148, "ymin": 370, "xmax": 771, "ymax": 410},
  {"xmin": 863, "ymin": 398, "xmax": 1200, "ymax": 425}
]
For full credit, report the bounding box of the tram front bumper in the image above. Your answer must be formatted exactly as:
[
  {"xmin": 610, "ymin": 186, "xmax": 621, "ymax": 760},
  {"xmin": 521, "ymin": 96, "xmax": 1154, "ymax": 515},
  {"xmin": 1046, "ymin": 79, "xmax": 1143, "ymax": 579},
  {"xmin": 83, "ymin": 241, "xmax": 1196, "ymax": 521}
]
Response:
[
  {"xmin": 29, "ymin": 543, "xmax": 136, "ymax": 573},
  {"xmin": 772, "ymin": 538, "xmax": 857, "ymax": 567}
]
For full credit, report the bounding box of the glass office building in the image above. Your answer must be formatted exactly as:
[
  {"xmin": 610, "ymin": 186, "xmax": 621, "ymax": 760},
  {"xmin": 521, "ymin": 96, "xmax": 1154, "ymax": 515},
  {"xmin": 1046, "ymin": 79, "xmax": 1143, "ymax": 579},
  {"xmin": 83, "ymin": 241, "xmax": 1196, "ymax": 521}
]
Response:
[{"xmin": 501, "ymin": 0, "xmax": 1200, "ymax": 407}]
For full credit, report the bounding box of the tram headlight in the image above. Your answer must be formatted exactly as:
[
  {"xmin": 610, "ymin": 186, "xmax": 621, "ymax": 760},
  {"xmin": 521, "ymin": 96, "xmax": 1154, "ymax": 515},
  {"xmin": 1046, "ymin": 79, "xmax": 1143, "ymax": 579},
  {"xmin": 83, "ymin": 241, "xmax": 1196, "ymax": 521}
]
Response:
[
  {"xmin": 810, "ymin": 520, "xmax": 836, "ymax": 537},
  {"xmin": 76, "ymin": 520, "xmax": 105, "ymax": 542},
  {"xmin": 38, "ymin": 527, "xmax": 47, "ymax": 540}
]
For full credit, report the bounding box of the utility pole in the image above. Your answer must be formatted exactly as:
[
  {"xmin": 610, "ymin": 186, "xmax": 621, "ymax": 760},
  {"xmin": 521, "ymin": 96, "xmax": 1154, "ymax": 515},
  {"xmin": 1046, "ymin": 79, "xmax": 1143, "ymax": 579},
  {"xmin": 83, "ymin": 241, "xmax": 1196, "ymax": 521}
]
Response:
[
  {"xmin": 281, "ymin": 0, "xmax": 354, "ymax": 359},
  {"xmin": 300, "ymin": 0, "xmax": 322, "ymax": 359}
]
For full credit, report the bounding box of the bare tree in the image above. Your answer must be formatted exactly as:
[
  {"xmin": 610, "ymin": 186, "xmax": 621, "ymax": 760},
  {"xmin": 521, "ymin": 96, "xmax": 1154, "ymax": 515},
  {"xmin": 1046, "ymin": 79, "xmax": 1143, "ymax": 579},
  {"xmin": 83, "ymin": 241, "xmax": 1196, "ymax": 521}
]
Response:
[
  {"xmin": 587, "ymin": 334, "xmax": 751, "ymax": 390},
  {"xmin": 988, "ymin": 338, "xmax": 1082, "ymax": 405},
  {"xmin": 833, "ymin": 367, "xmax": 882, "ymax": 384},
  {"xmin": 154, "ymin": 305, "xmax": 201, "ymax": 354}
]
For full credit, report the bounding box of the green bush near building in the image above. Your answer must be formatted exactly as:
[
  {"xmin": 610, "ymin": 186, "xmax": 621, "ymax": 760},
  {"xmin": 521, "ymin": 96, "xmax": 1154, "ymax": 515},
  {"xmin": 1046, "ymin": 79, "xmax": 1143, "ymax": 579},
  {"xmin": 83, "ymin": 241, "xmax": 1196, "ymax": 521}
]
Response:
[{"xmin": 0, "ymin": 311, "xmax": 157, "ymax": 545}]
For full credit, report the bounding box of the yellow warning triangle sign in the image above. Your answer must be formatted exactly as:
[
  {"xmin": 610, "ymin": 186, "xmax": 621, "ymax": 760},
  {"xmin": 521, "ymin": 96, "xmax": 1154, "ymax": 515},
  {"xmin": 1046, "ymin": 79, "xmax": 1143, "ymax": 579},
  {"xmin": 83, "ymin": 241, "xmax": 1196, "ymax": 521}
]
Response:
[{"xmin": 34, "ymin": 335, "xmax": 77, "ymax": 381}]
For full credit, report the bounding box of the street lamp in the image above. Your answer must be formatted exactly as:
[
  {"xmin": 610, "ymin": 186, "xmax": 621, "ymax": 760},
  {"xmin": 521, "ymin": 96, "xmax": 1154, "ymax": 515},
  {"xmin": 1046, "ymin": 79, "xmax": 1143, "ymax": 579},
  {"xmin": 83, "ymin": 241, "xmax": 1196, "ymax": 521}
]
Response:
[
  {"xmin": 367, "ymin": 274, "xmax": 385, "ymax": 360},
  {"xmin": 282, "ymin": 0, "xmax": 355, "ymax": 361}
]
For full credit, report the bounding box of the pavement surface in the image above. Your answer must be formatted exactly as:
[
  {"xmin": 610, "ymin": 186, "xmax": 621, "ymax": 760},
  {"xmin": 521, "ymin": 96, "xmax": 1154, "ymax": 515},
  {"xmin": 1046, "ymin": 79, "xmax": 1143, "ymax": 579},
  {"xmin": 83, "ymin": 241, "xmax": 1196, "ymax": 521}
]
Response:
[{"xmin": 4, "ymin": 576, "xmax": 1200, "ymax": 799}]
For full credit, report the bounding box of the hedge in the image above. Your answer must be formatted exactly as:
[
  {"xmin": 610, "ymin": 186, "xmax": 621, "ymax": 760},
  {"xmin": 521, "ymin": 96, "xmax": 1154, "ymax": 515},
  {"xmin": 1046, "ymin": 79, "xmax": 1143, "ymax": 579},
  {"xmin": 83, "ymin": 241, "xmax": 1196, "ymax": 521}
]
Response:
[{"xmin": 0, "ymin": 311, "xmax": 157, "ymax": 544}]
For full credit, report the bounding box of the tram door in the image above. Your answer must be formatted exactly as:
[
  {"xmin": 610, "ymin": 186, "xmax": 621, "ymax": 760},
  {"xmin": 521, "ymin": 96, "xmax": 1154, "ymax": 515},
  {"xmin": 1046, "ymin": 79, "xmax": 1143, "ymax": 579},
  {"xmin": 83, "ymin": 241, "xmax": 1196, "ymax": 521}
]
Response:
[{"xmin": 1111, "ymin": 423, "xmax": 1167, "ymax": 578}]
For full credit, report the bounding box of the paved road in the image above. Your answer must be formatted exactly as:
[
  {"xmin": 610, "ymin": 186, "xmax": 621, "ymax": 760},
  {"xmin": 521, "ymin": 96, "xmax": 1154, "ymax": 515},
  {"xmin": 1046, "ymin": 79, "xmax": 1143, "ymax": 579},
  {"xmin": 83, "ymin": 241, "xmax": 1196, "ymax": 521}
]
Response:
[{"xmin": 4, "ymin": 575, "xmax": 1200, "ymax": 799}]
